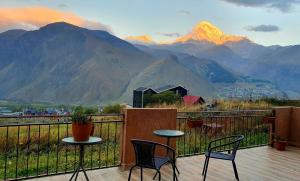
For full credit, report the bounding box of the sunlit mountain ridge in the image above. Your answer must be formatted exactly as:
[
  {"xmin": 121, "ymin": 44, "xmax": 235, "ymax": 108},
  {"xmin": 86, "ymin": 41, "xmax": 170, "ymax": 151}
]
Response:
[
  {"xmin": 126, "ymin": 21, "xmax": 248, "ymax": 45},
  {"xmin": 175, "ymin": 21, "xmax": 247, "ymax": 45}
]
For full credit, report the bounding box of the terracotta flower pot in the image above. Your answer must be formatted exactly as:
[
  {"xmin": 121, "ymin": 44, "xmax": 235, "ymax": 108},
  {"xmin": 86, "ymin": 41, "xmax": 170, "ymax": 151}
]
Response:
[
  {"xmin": 187, "ymin": 119, "xmax": 203, "ymax": 128},
  {"xmin": 72, "ymin": 122, "xmax": 92, "ymax": 141},
  {"xmin": 274, "ymin": 140, "xmax": 287, "ymax": 151},
  {"xmin": 262, "ymin": 117, "xmax": 275, "ymax": 124},
  {"xmin": 90, "ymin": 123, "xmax": 95, "ymax": 136}
]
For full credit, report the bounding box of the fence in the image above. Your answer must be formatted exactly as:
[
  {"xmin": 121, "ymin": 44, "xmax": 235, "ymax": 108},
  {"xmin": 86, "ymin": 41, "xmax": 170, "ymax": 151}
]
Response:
[
  {"xmin": 176, "ymin": 110, "xmax": 272, "ymax": 156},
  {"xmin": 0, "ymin": 114, "xmax": 123, "ymax": 180},
  {"xmin": 0, "ymin": 110, "xmax": 272, "ymax": 180}
]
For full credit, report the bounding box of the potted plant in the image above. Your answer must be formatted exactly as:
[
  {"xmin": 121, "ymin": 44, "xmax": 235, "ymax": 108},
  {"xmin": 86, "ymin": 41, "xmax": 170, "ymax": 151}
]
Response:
[
  {"xmin": 262, "ymin": 109, "xmax": 276, "ymax": 124},
  {"xmin": 187, "ymin": 116, "xmax": 204, "ymax": 129},
  {"xmin": 71, "ymin": 106, "xmax": 93, "ymax": 141},
  {"xmin": 274, "ymin": 136, "xmax": 288, "ymax": 151}
]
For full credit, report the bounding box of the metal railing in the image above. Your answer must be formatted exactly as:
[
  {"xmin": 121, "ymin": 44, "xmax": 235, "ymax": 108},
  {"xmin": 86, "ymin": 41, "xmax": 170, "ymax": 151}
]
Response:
[
  {"xmin": 0, "ymin": 110, "xmax": 273, "ymax": 180},
  {"xmin": 0, "ymin": 114, "xmax": 123, "ymax": 180},
  {"xmin": 176, "ymin": 110, "xmax": 272, "ymax": 157}
]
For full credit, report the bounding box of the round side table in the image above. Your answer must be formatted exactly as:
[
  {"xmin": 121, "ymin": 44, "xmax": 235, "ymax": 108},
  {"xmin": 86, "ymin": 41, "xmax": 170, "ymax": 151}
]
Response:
[{"xmin": 62, "ymin": 137, "xmax": 102, "ymax": 181}]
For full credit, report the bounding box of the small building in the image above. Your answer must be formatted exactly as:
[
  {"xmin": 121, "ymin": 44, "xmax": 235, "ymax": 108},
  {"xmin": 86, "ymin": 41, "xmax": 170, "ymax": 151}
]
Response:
[
  {"xmin": 133, "ymin": 87, "xmax": 157, "ymax": 108},
  {"xmin": 133, "ymin": 85, "xmax": 188, "ymax": 108},
  {"xmin": 0, "ymin": 107, "xmax": 13, "ymax": 115},
  {"xmin": 24, "ymin": 108, "xmax": 37, "ymax": 116},
  {"xmin": 183, "ymin": 95, "xmax": 205, "ymax": 105},
  {"xmin": 155, "ymin": 85, "xmax": 188, "ymax": 97}
]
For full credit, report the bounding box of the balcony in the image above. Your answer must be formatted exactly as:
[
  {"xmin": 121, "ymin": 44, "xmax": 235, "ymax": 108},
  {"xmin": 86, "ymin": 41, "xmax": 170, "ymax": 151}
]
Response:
[
  {"xmin": 29, "ymin": 146, "xmax": 300, "ymax": 181},
  {"xmin": 0, "ymin": 108, "xmax": 299, "ymax": 181}
]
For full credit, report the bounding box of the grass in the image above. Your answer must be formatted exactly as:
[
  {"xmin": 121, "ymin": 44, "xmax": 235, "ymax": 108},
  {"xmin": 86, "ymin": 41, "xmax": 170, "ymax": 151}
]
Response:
[
  {"xmin": 0, "ymin": 120, "xmax": 122, "ymax": 180},
  {"xmin": 146, "ymin": 102, "xmax": 207, "ymax": 112},
  {"xmin": 146, "ymin": 98, "xmax": 300, "ymax": 112},
  {"xmin": 146, "ymin": 99, "xmax": 273, "ymax": 112},
  {"xmin": 214, "ymin": 99, "xmax": 272, "ymax": 110}
]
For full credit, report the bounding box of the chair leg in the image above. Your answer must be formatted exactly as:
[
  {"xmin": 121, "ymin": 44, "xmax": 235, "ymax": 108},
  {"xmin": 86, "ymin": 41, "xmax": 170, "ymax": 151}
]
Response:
[
  {"xmin": 128, "ymin": 166, "xmax": 136, "ymax": 181},
  {"xmin": 158, "ymin": 170, "xmax": 161, "ymax": 181},
  {"xmin": 202, "ymin": 157, "xmax": 208, "ymax": 176},
  {"xmin": 153, "ymin": 171, "xmax": 158, "ymax": 180},
  {"xmin": 203, "ymin": 157, "xmax": 210, "ymax": 181},
  {"xmin": 172, "ymin": 164, "xmax": 176, "ymax": 181},
  {"xmin": 141, "ymin": 167, "xmax": 143, "ymax": 181},
  {"xmin": 175, "ymin": 165, "xmax": 180, "ymax": 175},
  {"xmin": 175, "ymin": 164, "xmax": 179, "ymax": 181},
  {"xmin": 232, "ymin": 160, "xmax": 239, "ymax": 180}
]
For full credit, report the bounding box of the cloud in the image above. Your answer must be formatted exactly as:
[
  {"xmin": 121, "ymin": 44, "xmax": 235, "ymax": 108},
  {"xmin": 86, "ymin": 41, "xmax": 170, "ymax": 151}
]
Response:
[
  {"xmin": 58, "ymin": 3, "xmax": 68, "ymax": 8},
  {"xmin": 245, "ymin": 25, "xmax": 280, "ymax": 32},
  {"xmin": 0, "ymin": 6, "xmax": 112, "ymax": 33},
  {"xmin": 157, "ymin": 32, "xmax": 181, "ymax": 37},
  {"xmin": 177, "ymin": 10, "xmax": 191, "ymax": 15},
  {"xmin": 125, "ymin": 35, "xmax": 154, "ymax": 44},
  {"xmin": 220, "ymin": 0, "xmax": 300, "ymax": 12}
]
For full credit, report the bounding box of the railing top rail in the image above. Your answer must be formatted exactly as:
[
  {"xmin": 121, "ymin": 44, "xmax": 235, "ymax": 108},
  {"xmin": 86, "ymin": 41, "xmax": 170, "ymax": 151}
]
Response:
[
  {"xmin": 0, "ymin": 113, "xmax": 123, "ymax": 119},
  {"xmin": 0, "ymin": 119, "xmax": 124, "ymax": 127},
  {"xmin": 178, "ymin": 109, "xmax": 272, "ymax": 114},
  {"xmin": 177, "ymin": 115, "xmax": 267, "ymax": 119}
]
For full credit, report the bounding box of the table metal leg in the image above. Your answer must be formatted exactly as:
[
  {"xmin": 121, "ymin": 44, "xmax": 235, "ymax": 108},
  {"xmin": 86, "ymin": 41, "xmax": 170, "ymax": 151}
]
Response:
[
  {"xmin": 74, "ymin": 169, "xmax": 80, "ymax": 181},
  {"xmin": 69, "ymin": 166, "xmax": 80, "ymax": 181},
  {"xmin": 69, "ymin": 145, "xmax": 89, "ymax": 181},
  {"xmin": 81, "ymin": 166, "xmax": 89, "ymax": 181},
  {"xmin": 167, "ymin": 137, "xmax": 170, "ymax": 146}
]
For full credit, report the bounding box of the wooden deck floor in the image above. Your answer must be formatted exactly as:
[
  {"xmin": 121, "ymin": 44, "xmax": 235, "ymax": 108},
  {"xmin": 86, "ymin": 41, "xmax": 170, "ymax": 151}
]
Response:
[{"xmin": 30, "ymin": 146, "xmax": 300, "ymax": 181}]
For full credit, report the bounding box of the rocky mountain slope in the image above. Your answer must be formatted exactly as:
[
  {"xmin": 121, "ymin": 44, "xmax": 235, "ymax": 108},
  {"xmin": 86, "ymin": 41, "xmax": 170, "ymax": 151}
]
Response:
[{"xmin": 0, "ymin": 21, "xmax": 293, "ymax": 105}]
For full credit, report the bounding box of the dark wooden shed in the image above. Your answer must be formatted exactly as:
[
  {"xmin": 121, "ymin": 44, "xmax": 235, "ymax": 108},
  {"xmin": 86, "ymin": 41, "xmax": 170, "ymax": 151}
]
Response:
[
  {"xmin": 132, "ymin": 85, "xmax": 188, "ymax": 108},
  {"xmin": 133, "ymin": 87, "xmax": 157, "ymax": 108},
  {"xmin": 156, "ymin": 85, "xmax": 188, "ymax": 97}
]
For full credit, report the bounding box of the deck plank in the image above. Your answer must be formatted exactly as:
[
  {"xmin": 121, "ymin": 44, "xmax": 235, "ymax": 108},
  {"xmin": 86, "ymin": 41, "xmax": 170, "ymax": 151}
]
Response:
[{"xmin": 30, "ymin": 146, "xmax": 300, "ymax": 181}]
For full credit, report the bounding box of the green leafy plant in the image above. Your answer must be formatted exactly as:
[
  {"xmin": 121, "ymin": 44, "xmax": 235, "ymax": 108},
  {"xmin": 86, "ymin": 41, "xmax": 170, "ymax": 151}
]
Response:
[
  {"xmin": 70, "ymin": 106, "xmax": 92, "ymax": 124},
  {"xmin": 186, "ymin": 112, "xmax": 203, "ymax": 120}
]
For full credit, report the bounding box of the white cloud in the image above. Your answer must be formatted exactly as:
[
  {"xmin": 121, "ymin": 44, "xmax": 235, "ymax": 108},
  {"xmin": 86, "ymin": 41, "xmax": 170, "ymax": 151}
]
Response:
[{"xmin": 0, "ymin": 6, "xmax": 112, "ymax": 33}]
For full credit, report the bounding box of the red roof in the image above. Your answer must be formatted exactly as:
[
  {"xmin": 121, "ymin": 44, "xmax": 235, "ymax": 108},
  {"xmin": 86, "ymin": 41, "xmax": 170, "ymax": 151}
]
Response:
[{"xmin": 183, "ymin": 95, "xmax": 205, "ymax": 105}]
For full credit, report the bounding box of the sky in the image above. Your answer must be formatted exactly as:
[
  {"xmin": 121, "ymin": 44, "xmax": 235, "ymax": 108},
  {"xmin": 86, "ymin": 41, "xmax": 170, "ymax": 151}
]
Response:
[{"xmin": 0, "ymin": 0, "xmax": 300, "ymax": 46}]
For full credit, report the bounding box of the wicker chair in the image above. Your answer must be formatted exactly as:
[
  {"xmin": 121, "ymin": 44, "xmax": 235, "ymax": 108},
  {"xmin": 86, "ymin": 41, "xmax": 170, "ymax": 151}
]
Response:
[
  {"xmin": 202, "ymin": 135, "xmax": 245, "ymax": 181},
  {"xmin": 128, "ymin": 139, "xmax": 177, "ymax": 181}
]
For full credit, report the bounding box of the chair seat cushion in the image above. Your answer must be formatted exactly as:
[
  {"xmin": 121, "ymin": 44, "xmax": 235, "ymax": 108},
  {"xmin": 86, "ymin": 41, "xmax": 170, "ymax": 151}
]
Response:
[
  {"xmin": 154, "ymin": 156, "xmax": 170, "ymax": 169},
  {"xmin": 205, "ymin": 151, "xmax": 233, "ymax": 160}
]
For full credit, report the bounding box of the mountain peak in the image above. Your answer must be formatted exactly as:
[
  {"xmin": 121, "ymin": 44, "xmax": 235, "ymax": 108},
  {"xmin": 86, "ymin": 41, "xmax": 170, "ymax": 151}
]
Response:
[
  {"xmin": 175, "ymin": 21, "xmax": 247, "ymax": 45},
  {"xmin": 39, "ymin": 22, "xmax": 83, "ymax": 32}
]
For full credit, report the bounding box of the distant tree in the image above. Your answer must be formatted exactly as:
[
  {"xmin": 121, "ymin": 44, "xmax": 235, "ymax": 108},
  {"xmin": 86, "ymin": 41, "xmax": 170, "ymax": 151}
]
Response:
[
  {"xmin": 259, "ymin": 98, "xmax": 300, "ymax": 107},
  {"xmin": 84, "ymin": 107, "xmax": 98, "ymax": 114},
  {"xmin": 102, "ymin": 104, "xmax": 122, "ymax": 114},
  {"xmin": 143, "ymin": 91, "xmax": 181, "ymax": 106}
]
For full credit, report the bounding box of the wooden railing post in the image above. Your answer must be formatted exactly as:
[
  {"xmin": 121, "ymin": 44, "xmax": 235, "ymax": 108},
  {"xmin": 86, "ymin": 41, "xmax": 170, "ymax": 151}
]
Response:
[{"xmin": 120, "ymin": 108, "xmax": 177, "ymax": 169}]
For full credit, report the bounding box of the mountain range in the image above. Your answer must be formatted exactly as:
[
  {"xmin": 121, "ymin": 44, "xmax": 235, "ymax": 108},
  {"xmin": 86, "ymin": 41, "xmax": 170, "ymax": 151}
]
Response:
[{"xmin": 0, "ymin": 21, "xmax": 298, "ymax": 105}]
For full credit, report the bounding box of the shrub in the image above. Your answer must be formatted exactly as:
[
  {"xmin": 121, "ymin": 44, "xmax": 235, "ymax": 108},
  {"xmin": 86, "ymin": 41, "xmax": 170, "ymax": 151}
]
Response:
[
  {"xmin": 102, "ymin": 104, "xmax": 122, "ymax": 114},
  {"xmin": 143, "ymin": 91, "xmax": 181, "ymax": 106}
]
